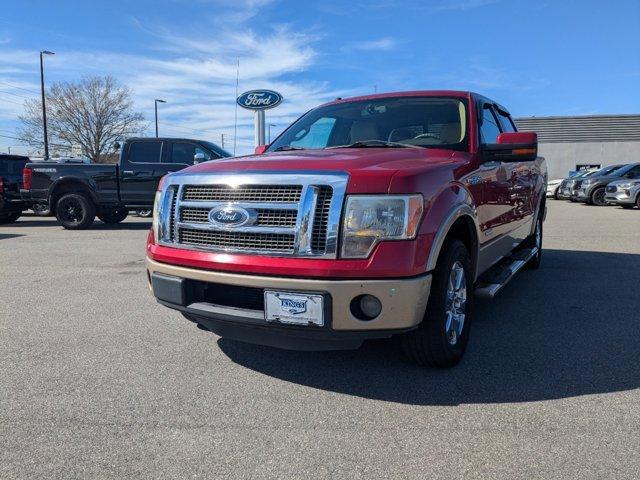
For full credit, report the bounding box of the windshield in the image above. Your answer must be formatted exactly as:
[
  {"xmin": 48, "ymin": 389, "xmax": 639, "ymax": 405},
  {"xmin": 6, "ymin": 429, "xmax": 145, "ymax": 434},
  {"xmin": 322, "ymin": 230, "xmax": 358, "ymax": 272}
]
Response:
[
  {"xmin": 608, "ymin": 163, "xmax": 636, "ymax": 176},
  {"xmin": 201, "ymin": 141, "xmax": 232, "ymax": 158},
  {"xmin": 268, "ymin": 97, "xmax": 468, "ymax": 152},
  {"xmin": 591, "ymin": 164, "xmax": 623, "ymax": 176}
]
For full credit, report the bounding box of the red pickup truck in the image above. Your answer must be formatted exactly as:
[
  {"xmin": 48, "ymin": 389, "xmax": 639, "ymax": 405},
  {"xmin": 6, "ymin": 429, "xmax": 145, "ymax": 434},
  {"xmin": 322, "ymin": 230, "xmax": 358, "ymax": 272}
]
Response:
[{"xmin": 146, "ymin": 91, "xmax": 546, "ymax": 367}]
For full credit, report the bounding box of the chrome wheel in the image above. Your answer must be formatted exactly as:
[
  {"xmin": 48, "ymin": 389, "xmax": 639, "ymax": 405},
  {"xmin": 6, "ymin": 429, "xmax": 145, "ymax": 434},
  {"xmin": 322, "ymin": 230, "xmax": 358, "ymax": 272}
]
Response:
[
  {"xmin": 535, "ymin": 219, "xmax": 542, "ymax": 250},
  {"xmin": 445, "ymin": 261, "xmax": 467, "ymax": 345}
]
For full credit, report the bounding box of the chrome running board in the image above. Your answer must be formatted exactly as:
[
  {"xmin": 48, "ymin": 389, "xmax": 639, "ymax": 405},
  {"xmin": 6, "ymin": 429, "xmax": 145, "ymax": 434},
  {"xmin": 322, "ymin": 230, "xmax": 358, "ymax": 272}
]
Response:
[{"xmin": 475, "ymin": 247, "xmax": 538, "ymax": 299}]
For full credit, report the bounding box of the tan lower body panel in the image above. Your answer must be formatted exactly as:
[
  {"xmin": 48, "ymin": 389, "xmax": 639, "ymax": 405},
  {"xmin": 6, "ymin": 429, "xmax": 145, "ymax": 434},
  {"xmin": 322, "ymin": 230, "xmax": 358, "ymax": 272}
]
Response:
[{"xmin": 146, "ymin": 258, "xmax": 432, "ymax": 331}]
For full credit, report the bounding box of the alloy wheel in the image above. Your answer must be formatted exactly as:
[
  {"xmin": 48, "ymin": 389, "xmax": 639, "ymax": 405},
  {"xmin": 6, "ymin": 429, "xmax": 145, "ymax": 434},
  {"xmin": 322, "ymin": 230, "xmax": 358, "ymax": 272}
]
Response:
[{"xmin": 445, "ymin": 261, "xmax": 467, "ymax": 345}]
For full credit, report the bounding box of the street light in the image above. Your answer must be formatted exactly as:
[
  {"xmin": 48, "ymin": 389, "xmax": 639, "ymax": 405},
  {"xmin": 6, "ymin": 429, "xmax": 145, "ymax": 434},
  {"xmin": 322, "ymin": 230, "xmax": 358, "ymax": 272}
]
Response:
[
  {"xmin": 268, "ymin": 123, "xmax": 276, "ymax": 143},
  {"xmin": 40, "ymin": 50, "xmax": 55, "ymax": 160},
  {"xmin": 154, "ymin": 99, "xmax": 166, "ymax": 138}
]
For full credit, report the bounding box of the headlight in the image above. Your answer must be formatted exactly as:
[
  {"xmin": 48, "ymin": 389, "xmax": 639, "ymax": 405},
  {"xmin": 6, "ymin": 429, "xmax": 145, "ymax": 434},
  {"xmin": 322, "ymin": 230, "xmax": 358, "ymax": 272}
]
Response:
[
  {"xmin": 340, "ymin": 194, "xmax": 424, "ymax": 258},
  {"xmin": 152, "ymin": 190, "xmax": 162, "ymax": 242},
  {"xmin": 617, "ymin": 181, "xmax": 640, "ymax": 189},
  {"xmin": 582, "ymin": 178, "xmax": 595, "ymax": 185}
]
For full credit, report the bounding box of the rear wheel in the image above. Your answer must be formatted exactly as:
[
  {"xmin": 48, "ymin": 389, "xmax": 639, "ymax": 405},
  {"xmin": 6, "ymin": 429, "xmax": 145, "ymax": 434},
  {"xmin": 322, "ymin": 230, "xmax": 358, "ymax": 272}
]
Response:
[
  {"xmin": 590, "ymin": 187, "xmax": 607, "ymax": 206},
  {"xmin": 97, "ymin": 208, "xmax": 128, "ymax": 224},
  {"xmin": 0, "ymin": 212, "xmax": 21, "ymax": 224},
  {"xmin": 56, "ymin": 193, "xmax": 95, "ymax": 230},
  {"xmin": 636, "ymin": 194, "xmax": 640, "ymax": 209},
  {"xmin": 401, "ymin": 239, "xmax": 473, "ymax": 368},
  {"xmin": 525, "ymin": 216, "xmax": 543, "ymax": 270}
]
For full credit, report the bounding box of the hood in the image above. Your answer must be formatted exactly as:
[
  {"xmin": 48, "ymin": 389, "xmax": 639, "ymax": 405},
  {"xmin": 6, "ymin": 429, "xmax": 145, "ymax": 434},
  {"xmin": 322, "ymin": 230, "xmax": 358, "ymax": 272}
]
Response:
[{"xmin": 178, "ymin": 147, "xmax": 463, "ymax": 193}]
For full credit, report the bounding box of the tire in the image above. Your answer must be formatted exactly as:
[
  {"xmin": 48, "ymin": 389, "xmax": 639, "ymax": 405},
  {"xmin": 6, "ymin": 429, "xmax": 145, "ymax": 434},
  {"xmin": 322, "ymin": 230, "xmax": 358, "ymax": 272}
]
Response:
[
  {"xmin": 55, "ymin": 193, "xmax": 96, "ymax": 230},
  {"xmin": 0, "ymin": 212, "xmax": 21, "ymax": 224},
  {"xmin": 636, "ymin": 194, "xmax": 640, "ymax": 209},
  {"xmin": 32, "ymin": 203, "xmax": 51, "ymax": 216},
  {"xmin": 98, "ymin": 208, "xmax": 129, "ymax": 224},
  {"xmin": 553, "ymin": 188, "xmax": 559, "ymax": 200},
  {"xmin": 525, "ymin": 215, "xmax": 543, "ymax": 270},
  {"xmin": 136, "ymin": 209, "xmax": 152, "ymax": 218},
  {"xmin": 401, "ymin": 239, "xmax": 474, "ymax": 368},
  {"xmin": 589, "ymin": 187, "xmax": 607, "ymax": 206}
]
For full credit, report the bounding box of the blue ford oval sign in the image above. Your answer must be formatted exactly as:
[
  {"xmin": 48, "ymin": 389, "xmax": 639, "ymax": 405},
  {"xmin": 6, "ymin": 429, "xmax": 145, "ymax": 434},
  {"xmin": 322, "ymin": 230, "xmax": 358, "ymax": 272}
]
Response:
[
  {"xmin": 209, "ymin": 206, "xmax": 250, "ymax": 227},
  {"xmin": 236, "ymin": 90, "xmax": 283, "ymax": 110}
]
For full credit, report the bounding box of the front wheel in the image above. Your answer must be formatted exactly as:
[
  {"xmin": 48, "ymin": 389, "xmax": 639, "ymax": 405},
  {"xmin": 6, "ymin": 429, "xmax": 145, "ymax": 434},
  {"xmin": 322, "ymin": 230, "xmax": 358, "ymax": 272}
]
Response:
[
  {"xmin": 590, "ymin": 187, "xmax": 607, "ymax": 206},
  {"xmin": 401, "ymin": 239, "xmax": 473, "ymax": 368},
  {"xmin": 56, "ymin": 193, "xmax": 96, "ymax": 230},
  {"xmin": 32, "ymin": 203, "xmax": 51, "ymax": 216},
  {"xmin": 98, "ymin": 208, "xmax": 128, "ymax": 224},
  {"xmin": 0, "ymin": 212, "xmax": 21, "ymax": 224}
]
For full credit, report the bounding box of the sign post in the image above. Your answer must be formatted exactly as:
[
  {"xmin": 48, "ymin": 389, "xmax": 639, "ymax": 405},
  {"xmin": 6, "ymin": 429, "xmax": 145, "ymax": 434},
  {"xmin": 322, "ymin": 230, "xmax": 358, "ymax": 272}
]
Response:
[{"xmin": 236, "ymin": 90, "xmax": 283, "ymax": 148}]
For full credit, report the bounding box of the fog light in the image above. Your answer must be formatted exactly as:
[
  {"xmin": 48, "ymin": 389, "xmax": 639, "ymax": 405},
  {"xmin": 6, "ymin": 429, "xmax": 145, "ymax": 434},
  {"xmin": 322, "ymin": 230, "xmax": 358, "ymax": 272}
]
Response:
[{"xmin": 350, "ymin": 294, "xmax": 382, "ymax": 321}]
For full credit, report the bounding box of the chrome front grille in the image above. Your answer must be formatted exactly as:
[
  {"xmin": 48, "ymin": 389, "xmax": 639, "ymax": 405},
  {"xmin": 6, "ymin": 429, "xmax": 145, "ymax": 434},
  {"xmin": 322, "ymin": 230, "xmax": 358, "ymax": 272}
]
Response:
[
  {"xmin": 180, "ymin": 207, "xmax": 298, "ymax": 227},
  {"xmin": 179, "ymin": 229, "xmax": 295, "ymax": 253},
  {"xmin": 157, "ymin": 173, "xmax": 349, "ymax": 258},
  {"xmin": 182, "ymin": 185, "xmax": 302, "ymax": 203}
]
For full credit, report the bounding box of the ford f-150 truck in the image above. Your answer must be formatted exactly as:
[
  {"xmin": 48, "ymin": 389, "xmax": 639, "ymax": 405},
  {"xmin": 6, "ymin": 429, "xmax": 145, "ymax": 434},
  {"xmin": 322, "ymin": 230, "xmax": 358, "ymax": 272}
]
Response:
[
  {"xmin": 21, "ymin": 137, "xmax": 230, "ymax": 229},
  {"xmin": 147, "ymin": 91, "xmax": 547, "ymax": 367}
]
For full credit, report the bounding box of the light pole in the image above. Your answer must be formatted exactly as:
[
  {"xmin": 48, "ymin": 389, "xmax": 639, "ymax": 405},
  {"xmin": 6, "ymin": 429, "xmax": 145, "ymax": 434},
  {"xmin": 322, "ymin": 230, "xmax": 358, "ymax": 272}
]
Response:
[
  {"xmin": 268, "ymin": 123, "xmax": 276, "ymax": 143},
  {"xmin": 154, "ymin": 99, "xmax": 166, "ymax": 137},
  {"xmin": 40, "ymin": 50, "xmax": 55, "ymax": 160}
]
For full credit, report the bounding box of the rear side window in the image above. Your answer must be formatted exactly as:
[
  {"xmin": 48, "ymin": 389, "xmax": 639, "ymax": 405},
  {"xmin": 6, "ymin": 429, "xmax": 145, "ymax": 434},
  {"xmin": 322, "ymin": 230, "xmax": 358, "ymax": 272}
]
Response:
[
  {"xmin": 128, "ymin": 141, "xmax": 162, "ymax": 163},
  {"xmin": 480, "ymin": 105, "xmax": 502, "ymax": 144},
  {"xmin": 497, "ymin": 110, "xmax": 516, "ymax": 133},
  {"xmin": 0, "ymin": 158, "xmax": 28, "ymax": 175}
]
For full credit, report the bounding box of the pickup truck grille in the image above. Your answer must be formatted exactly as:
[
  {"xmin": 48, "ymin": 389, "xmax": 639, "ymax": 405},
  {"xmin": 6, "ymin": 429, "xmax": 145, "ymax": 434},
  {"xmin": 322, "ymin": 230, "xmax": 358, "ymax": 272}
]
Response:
[
  {"xmin": 157, "ymin": 173, "xmax": 348, "ymax": 258},
  {"xmin": 182, "ymin": 185, "xmax": 302, "ymax": 203}
]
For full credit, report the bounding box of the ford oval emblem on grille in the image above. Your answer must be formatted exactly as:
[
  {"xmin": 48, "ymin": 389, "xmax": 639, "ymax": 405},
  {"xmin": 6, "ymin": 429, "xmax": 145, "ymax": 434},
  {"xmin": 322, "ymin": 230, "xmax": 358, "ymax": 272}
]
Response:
[{"xmin": 209, "ymin": 206, "xmax": 250, "ymax": 227}]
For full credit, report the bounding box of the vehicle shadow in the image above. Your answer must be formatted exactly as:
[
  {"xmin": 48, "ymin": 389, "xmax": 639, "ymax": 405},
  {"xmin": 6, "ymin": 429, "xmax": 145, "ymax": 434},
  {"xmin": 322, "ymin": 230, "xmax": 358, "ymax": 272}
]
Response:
[
  {"xmin": 0, "ymin": 233, "xmax": 25, "ymax": 241},
  {"xmin": 8, "ymin": 219, "xmax": 152, "ymax": 230},
  {"xmin": 218, "ymin": 249, "xmax": 640, "ymax": 405}
]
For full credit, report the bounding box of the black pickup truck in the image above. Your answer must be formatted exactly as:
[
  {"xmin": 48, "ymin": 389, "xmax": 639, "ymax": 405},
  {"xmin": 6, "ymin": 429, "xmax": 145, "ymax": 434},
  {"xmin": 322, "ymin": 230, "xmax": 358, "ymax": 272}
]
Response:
[
  {"xmin": 1, "ymin": 154, "xmax": 30, "ymax": 224},
  {"xmin": 22, "ymin": 137, "xmax": 231, "ymax": 229}
]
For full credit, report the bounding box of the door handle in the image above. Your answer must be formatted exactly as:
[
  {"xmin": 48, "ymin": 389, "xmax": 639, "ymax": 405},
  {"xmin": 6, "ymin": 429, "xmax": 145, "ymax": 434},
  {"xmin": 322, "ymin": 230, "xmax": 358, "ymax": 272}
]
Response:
[
  {"xmin": 123, "ymin": 170, "xmax": 134, "ymax": 175},
  {"xmin": 480, "ymin": 161, "xmax": 502, "ymax": 170}
]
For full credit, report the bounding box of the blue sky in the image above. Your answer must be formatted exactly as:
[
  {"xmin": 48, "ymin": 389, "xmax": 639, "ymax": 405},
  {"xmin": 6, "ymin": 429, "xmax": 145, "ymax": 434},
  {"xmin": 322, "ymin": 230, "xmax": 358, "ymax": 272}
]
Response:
[{"xmin": 1, "ymin": 0, "xmax": 639, "ymax": 155}]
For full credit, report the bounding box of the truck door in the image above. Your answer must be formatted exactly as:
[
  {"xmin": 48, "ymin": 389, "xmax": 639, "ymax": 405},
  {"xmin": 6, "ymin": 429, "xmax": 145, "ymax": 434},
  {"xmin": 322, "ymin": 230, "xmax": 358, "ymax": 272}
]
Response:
[
  {"xmin": 477, "ymin": 103, "xmax": 515, "ymax": 248},
  {"xmin": 118, "ymin": 139, "xmax": 166, "ymax": 205}
]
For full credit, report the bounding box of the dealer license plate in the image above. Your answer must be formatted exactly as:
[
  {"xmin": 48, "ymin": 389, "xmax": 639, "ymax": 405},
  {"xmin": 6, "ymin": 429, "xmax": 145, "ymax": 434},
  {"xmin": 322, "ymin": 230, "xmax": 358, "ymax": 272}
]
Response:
[{"xmin": 264, "ymin": 291, "xmax": 324, "ymax": 327}]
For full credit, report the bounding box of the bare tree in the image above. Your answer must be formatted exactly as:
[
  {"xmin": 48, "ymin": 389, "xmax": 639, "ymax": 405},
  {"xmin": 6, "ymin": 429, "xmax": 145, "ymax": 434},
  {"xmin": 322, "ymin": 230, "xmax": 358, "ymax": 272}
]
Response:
[{"xmin": 19, "ymin": 76, "xmax": 144, "ymax": 162}]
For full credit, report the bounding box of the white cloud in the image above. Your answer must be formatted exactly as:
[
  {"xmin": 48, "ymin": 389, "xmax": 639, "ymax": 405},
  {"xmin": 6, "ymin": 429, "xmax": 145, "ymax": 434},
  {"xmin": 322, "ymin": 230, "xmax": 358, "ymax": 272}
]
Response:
[
  {"xmin": 0, "ymin": 3, "xmax": 344, "ymax": 155},
  {"xmin": 344, "ymin": 37, "xmax": 398, "ymax": 52}
]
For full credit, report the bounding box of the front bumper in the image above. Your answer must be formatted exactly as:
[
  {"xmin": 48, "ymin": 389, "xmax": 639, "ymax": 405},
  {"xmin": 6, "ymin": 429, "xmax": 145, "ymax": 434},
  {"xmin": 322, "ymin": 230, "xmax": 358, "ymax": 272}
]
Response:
[
  {"xmin": 546, "ymin": 184, "xmax": 560, "ymax": 197},
  {"xmin": 571, "ymin": 188, "xmax": 590, "ymax": 201},
  {"xmin": 605, "ymin": 190, "xmax": 635, "ymax": 205},
  {"xmin": 147, "ymin": 257, "xmax": 431, "ymax": 350}
]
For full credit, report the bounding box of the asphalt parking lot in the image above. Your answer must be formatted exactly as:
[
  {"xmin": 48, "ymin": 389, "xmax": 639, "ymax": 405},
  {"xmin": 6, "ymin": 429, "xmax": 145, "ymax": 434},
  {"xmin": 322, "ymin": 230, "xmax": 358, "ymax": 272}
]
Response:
[{"xmin": 1, "ymin": 201, "xmax": 639, "ymax": 479}]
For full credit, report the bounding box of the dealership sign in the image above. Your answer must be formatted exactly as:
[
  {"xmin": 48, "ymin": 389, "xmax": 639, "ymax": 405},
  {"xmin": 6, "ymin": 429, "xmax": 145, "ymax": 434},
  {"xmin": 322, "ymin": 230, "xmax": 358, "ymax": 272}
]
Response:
[{"xmin": 237, "ymin": 90, "xmax": 283, "ymax": 110}]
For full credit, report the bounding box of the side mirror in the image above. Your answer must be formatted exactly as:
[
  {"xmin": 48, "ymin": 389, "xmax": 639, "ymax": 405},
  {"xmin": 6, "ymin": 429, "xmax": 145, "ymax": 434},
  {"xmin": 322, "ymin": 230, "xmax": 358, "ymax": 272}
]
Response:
[
  {"xmin": 483, "ymin": 132, "xmax": 538, "ymax": 162},
  {"xmin": 254, "ymin": 145, "xmax": 268, "ymax": 155},
  {"xmin": 193, "ymin": 152, "xmax": 206, "ymax": 164}
]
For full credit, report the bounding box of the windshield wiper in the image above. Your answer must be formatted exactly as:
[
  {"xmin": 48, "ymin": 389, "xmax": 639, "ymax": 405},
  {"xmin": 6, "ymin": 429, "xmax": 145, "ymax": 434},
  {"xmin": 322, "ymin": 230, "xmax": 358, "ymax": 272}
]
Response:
[
  {"xmin": 272, "ymin": 145, "xmax": 306, "ymax": 151},
  {"xmin": 327, "ymin": 140, "xmax": 414, "ymax": 149}
]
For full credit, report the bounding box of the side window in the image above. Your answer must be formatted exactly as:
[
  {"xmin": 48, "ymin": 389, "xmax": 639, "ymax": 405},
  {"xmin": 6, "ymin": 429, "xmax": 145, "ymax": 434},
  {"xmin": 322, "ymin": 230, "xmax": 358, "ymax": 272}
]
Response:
[
  {"xmin": 497, "ymin": 110, "xmax": 516, "ymax": 133},
  {"xmin": 170, "ymin": 142, "xmax": 205, "ymax": 164},
  {"xmin": 480, "ymin": 105, "xmax": 502, "ymax": 144},
  {"xmin": 290, "ymin": 117, "xmax": 337, "ymax": 149},
  {"xmin": 128, "ymin": 141, "xmax": 162, "ymax": 163}
]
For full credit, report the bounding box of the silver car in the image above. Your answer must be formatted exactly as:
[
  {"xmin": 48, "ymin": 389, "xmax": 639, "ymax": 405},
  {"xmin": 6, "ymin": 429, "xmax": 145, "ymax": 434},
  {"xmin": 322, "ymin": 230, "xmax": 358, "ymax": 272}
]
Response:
[
  {"xmin": 605, "ymin": 178, "xmax": 640, "ymax": 209},
  {"xmin": 556, "ymin": 169, "xmax": 597, "ymax": 200}
]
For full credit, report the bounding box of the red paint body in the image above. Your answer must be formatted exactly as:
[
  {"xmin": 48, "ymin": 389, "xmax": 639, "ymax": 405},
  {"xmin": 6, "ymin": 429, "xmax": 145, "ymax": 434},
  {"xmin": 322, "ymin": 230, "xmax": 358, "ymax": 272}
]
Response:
[{"xmin": 147, "ymin": 91, "xmax": 546, "ymax": 279}]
